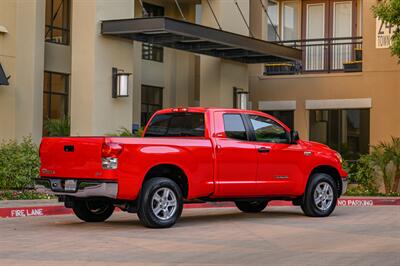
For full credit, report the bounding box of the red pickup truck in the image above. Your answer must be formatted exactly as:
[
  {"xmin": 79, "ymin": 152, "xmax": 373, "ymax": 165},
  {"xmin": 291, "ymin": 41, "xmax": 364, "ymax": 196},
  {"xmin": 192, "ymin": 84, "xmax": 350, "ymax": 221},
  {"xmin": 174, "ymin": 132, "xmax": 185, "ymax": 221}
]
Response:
[{"xmin": 36, "ymin": 107, "xmax": 347, "ymax": 228}]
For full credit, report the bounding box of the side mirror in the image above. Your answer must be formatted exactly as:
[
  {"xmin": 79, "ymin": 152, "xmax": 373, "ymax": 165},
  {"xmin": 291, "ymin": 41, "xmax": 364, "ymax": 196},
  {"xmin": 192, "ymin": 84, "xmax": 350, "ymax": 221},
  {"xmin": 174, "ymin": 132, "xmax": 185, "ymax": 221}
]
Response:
[{"xmin": 290, "ymin": 130, "xmax": 300, "ymax": 144}]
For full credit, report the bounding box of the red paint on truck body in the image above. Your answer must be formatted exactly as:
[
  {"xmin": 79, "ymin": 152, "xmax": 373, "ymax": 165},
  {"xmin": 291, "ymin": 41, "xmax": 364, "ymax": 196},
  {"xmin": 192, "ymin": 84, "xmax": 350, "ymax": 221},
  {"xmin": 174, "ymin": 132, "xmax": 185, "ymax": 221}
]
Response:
[{"xmin": 39, "ymin": 107, "xmax": 347, "ymax": 201}]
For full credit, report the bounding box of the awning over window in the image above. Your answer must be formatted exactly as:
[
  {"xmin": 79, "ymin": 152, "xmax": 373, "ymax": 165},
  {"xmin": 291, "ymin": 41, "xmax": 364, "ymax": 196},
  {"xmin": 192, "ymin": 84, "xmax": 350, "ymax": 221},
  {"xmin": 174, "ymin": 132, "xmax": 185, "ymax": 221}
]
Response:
[
  {"xmin": 0, "ymin": 63, "xmax": 9, "ymax": 86},
  {"xmin": 101, "ymin": 17, "xmax": 301, "ymax": 64}
]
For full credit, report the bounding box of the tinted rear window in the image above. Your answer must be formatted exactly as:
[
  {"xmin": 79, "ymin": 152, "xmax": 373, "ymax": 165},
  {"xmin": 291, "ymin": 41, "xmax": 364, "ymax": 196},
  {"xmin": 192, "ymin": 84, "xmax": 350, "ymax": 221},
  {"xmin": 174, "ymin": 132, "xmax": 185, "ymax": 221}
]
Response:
[
  {"xmin": 223, "ymin": 114, "xmax": 248, "ymax": 141},
  {"xmin": 144, "ymin": 112, "xmax": 205, "ymax": 137}
]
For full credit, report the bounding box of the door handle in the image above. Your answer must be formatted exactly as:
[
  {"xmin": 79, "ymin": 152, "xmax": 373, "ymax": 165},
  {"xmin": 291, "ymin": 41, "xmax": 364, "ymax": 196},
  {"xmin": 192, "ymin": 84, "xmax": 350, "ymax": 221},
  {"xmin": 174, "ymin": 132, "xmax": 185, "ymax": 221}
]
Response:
[
  {"xmin": 258, "ymin": 147, "xmax": 270, "ymax": 153},
  {"xmin": 216, "ymin": 144, "xmax": 222, "ymax": 152}
]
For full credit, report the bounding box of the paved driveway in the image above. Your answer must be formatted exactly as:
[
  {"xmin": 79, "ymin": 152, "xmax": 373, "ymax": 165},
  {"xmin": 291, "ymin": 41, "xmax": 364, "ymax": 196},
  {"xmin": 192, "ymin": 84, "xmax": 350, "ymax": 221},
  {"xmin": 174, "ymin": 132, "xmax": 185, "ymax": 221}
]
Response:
[{"xmin": 0, "ymin": 206, "xmax": 399, "ymax": 266}]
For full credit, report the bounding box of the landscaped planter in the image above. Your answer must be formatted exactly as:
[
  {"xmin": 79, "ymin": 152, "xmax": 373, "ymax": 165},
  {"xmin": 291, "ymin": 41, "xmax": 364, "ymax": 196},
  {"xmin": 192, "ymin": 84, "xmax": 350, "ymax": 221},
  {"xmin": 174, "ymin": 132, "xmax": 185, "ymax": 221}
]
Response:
[
  {"xmin": 343, "ymin": 61, "xmax": 362, "ymax": 72},
  {"xmin": 264, "ymin": 63, "xmax": 297, "ymax": 75}
]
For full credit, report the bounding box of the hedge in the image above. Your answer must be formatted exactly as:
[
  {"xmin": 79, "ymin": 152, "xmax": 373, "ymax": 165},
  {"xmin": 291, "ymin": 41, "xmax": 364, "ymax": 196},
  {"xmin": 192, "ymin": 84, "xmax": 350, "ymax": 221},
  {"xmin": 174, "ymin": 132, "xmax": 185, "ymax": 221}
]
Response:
[{"xmin": 0, "ymin": 136, "xmax": 40, "ymax": 190}]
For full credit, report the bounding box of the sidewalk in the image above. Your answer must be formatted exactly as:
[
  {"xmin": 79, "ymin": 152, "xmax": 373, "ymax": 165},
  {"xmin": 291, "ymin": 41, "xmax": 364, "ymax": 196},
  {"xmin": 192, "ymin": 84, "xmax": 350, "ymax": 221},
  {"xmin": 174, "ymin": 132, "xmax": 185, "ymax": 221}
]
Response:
[
  {"xmin": 0, "ymin": 199, "xmax": 61, "ymax": 208},
  {"xmin": 0, "ymin": 197, "xmax": 399, "ymax": 218}
]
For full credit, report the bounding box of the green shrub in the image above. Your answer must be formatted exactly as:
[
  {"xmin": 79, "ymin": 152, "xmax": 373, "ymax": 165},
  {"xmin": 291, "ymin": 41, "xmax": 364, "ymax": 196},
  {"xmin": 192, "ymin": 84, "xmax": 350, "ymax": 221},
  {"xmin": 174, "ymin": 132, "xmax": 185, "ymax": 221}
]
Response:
[
  {"xmin": 345, "ymin": 155, "xmax": 378, "ymax": 194},
  {"xmin": 345, "ymin": 136, "xmax": 400, "ymax": 194},
  {"xmin": 0, "ymin": 136, "xmax": 40, "ymax": 190},
  {"xmin": 371, "ymin": 137, "xmax": 400, "ymax": 193},
  {"xmin": 43, "ymin": 117, "xmax": 70, "ymax": 137},
  {"xmin": 0, "ymin": 190, "xmax": 54, "ymax": 200}
]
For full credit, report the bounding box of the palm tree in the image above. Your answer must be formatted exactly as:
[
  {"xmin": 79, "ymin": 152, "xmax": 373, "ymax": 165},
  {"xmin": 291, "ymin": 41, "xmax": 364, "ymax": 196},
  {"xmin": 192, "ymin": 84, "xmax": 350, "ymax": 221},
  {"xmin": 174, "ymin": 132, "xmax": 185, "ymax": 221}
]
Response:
[{"xmin": 369, "ymin": 137, "xmax": 400, "ymax": 193}]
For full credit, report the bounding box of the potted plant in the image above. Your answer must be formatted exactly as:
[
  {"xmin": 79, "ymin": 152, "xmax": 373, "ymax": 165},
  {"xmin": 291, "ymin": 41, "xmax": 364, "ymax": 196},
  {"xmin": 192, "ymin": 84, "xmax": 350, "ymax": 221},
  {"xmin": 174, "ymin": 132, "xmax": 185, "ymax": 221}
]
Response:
[
  {"xmin": 343, "ymin": 60, "xmax": 362, "ymax": 72},
  {"xmin": 264, "ymin": 62, "xmax": 298, "ymax": 75}
]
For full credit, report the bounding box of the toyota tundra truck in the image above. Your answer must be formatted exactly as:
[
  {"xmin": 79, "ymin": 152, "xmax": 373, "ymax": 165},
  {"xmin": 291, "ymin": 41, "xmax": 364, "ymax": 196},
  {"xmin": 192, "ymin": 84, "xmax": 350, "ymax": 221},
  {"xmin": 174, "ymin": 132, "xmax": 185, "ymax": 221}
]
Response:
[{"xmin": 36, "ymin": 107, "xmax": 347, "ymax": 228}]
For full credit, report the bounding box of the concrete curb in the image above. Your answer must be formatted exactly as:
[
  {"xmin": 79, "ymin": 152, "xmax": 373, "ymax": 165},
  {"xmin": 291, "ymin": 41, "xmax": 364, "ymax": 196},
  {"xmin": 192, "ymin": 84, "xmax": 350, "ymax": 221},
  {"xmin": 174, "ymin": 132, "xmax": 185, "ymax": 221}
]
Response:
[{"xmin": 0, "ymin": 197, "xmax": 399, "ymax": 218}]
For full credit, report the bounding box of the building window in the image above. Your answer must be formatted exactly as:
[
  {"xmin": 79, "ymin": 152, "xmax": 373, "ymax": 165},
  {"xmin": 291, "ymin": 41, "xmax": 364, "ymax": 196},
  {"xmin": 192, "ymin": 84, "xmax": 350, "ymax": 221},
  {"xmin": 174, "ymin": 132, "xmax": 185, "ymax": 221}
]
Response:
[
  {"xmin": 267, "ymin": 0, "xmax": 279, "ymax": 41},
  {"xmin": 45, "ymin": 0, "xmax": 70, "ymax": 45},
  {"xmin": 141, "ymin": 85, "xmax": 163, "ymax": 126},
  {"xmin": 43, "ymin": 71, "xmax": 69, "ymax": 121},
  {"xmin": 142, "ymin": 2, "xmax": 164, "ymax": 62},
  {"xmin": 264, "ymin": 110, "xmax": 294, "ymax": 130},
  {"xmin": 309, "ymin": 109, "xmax": 370, "ymax": 160},
  {"xmin": 282, "ymin": 1, "xmax": 298, "ymax": 41}
]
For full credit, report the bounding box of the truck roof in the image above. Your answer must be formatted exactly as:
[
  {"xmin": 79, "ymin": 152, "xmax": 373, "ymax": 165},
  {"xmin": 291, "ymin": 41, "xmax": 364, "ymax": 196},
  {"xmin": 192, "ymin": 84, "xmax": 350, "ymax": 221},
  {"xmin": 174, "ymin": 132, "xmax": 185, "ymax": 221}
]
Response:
[
  {"xmin": 155, "ymin": 107, "xmax": 268, "ymax": 115},
  {"xmin": 153, "ymin": 107, "xmax": 290, "ymax": 131}
]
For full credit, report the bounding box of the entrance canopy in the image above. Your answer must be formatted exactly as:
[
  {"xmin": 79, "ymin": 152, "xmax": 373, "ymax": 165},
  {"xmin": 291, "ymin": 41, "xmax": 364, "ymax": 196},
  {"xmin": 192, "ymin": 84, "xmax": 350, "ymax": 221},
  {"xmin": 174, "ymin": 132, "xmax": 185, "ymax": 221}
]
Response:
[{"xmin": 101, "ymin": 17, "xmax": 301, "ymax": 64}]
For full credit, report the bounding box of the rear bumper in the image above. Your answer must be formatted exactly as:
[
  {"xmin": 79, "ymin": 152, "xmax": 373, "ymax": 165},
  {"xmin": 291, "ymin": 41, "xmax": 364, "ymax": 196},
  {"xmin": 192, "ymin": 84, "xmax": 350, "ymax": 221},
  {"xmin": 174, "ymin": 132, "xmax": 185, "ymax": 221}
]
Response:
[{"xmin": 35, "ymin": 178, "xmax": 118, "ymax": 199}]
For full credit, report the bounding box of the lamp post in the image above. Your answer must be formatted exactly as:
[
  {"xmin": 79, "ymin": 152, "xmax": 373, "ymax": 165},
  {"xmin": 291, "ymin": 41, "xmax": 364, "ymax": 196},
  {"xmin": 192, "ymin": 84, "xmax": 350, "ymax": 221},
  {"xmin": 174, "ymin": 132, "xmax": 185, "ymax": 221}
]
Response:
[
  {"xmin": 233, "ymin": 87, "xmax": 249, "ymax": 109},
  {"xmin": 112, "ymin": 67, "xmax": 131, "ymax": 98}
]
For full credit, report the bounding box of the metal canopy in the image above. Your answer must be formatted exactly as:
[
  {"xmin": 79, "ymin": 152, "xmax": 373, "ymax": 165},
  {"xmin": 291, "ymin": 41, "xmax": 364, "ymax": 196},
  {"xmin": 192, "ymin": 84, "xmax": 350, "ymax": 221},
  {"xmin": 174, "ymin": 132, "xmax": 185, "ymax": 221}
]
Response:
[{"xmin": 101, "ymin": 17, "xmax": 301, "ymax": 64}]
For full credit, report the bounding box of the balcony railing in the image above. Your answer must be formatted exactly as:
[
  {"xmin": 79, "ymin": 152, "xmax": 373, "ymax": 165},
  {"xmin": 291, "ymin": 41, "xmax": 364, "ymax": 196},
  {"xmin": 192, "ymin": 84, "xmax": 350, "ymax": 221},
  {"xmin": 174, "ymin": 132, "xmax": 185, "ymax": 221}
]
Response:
[{"xmin": 265, "ymin": 37, "xmax": 362, "ymax": 75}]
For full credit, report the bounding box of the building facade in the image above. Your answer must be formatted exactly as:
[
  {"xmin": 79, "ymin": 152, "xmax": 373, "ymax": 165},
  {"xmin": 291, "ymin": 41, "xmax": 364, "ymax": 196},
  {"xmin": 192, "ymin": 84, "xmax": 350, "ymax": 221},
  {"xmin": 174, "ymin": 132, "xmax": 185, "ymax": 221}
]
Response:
[
  {"xmin": 0, "ymin": 0, "xmax": 399, "ymax": 160},
  {"xmin": 249, "ymin": 0, "xmax": 400, "ymax": 160},
  {"xmin": 0, "ymin": 0, "xmax": 252, "ymax": 143}
]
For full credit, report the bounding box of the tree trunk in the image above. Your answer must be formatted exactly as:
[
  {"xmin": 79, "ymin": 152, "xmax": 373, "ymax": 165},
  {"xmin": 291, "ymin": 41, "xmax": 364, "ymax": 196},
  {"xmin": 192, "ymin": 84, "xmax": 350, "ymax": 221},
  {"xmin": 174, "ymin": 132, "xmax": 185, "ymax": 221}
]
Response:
[
  {"xmin": 382, "ymin": 172, "xmax": 392, "ymax": 193},
  {"xmin": 392, "ymin": 167, "xmax": 400, "ymax": 193}
]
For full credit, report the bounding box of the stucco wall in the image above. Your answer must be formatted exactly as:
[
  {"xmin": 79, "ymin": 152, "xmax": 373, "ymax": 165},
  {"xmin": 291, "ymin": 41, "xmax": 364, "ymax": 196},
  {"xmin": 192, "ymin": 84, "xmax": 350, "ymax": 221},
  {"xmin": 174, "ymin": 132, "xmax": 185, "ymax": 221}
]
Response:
[
  {"xmin": 199, "ymin": 0, "xmax": 250, "ymax": 108},
  {"xmin": 0, "ymin": 0, "xmax": 45, "ymax": 143},
  {"xmin": 70, "ymin": 0, "xmax": 135, "ymax": 136},
  {"xmin": 0, "ymin": 0, "xmax": 17, "ymax": 140}
]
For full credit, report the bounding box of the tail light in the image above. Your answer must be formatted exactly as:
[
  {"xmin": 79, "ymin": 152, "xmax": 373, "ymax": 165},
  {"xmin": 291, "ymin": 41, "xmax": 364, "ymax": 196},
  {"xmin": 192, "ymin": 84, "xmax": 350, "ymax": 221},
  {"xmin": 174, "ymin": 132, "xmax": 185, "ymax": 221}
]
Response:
[
  {"xmin": 101, "ymin": 142, "xmax": 123, "ymax": 158},
  {"xmin": 102, "ymin": 142, "xmax": 123, "ymax": 170}
]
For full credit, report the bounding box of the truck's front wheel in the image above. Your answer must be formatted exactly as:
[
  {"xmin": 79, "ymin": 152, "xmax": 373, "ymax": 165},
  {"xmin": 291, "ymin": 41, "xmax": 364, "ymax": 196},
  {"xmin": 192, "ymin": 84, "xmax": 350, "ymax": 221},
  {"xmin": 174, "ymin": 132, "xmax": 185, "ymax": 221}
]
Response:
[
  {"xmin": 301, "ymin": 173, "xmax": 338, "ymax": 217},
  {"xmin": 137, "ymin": 177, "xmax": 183, "ymax": 228},
  {"xmin": 72, "ymin": 199, "xmax": 115, "ymax": 222},
  {"xmin": 235, "ymin": 200, "xmax": 268, "ymax": 213}
]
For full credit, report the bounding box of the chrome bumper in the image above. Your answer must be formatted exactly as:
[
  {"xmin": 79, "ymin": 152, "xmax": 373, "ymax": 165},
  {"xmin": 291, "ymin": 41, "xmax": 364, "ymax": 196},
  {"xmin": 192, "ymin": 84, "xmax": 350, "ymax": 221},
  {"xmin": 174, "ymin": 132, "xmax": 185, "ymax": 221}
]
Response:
[
  {"xmin": 341, "ymin": 177, "xmax": 348, "ymax": 196},
  {"xmin": 35, "ymin": 178, "xmax": 118, "ymax": 199}
]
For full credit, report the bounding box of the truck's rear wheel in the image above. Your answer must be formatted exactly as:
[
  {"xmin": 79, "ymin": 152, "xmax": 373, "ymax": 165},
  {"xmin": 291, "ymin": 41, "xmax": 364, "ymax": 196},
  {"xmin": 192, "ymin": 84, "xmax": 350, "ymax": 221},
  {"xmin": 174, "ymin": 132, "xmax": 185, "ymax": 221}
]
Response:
[
  {"xmin": 72, "ymin": 199, "xmax": 114, "ymax": 222},
  {"xmin": 137, "ymin": 177, "xmax": 183, "ymax": 228},
  {"xmin": 301, "ymin": 173, "xmax": 338, "ymax": 217},
  {"xmin": 235, "ymin": 200, "xmax": 268, "ymax": 213}
]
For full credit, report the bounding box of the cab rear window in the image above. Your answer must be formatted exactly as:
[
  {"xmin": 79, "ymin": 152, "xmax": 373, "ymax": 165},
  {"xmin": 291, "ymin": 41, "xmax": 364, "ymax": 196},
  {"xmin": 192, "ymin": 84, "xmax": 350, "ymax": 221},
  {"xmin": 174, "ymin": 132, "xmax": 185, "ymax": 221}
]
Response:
[{"xmin": 144, "ymin": 112, "xmax": 205, "ymax": 137}]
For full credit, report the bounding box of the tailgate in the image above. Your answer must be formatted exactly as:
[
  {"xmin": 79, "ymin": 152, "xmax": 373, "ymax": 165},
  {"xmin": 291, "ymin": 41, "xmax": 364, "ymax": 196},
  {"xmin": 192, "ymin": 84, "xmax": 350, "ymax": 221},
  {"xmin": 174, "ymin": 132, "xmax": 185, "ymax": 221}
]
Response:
[{"xmin": 40, "ymin": 137, "xmax": 105, "ymax": 178}]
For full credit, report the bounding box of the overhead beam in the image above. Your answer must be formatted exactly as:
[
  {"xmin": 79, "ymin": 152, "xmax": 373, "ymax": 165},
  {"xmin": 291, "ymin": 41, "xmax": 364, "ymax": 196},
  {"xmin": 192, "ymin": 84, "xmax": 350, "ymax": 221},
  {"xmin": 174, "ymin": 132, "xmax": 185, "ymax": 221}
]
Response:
[{"xmin": 101, "ymin": 17, "xmax": 302, "ymax": 63}]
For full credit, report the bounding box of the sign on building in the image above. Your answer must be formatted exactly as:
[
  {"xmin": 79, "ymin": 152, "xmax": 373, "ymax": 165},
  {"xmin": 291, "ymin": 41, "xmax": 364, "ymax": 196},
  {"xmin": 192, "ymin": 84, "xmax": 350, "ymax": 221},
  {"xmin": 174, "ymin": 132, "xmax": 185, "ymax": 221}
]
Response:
[{"xmin": 376, "ymin": 18, "xmax": 397, "ymax": 49}]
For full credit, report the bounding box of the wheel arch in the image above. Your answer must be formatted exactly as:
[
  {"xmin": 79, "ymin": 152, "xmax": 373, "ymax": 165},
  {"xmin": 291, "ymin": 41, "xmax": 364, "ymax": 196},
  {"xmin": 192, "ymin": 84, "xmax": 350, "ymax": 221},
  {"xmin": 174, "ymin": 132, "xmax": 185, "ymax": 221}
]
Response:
[
  {"xmin": 308, "ymin": 165, "xmax": 343, "ymax": 196},
  {"xmin": 142, "ymin": 164, "xmax": 189, "ymax": 199}
]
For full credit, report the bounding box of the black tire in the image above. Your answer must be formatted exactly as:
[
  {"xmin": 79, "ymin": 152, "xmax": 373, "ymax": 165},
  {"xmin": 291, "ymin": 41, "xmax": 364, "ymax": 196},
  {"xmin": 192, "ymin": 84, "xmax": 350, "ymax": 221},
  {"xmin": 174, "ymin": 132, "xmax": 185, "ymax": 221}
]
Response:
[
  {"xmin": 301, "ymin": 173, "xmax": 338, "ymax": 217},
  {"xmin": 73, "ymin": 199, "xmax": 115, "ymax": 222},
  {"xmin": 137, "ymin": 177, "xmax": 183, "ymax": 228},
  {"xmin": 235, "ymin": 200, "xmax": 268, "ymax": 213}
]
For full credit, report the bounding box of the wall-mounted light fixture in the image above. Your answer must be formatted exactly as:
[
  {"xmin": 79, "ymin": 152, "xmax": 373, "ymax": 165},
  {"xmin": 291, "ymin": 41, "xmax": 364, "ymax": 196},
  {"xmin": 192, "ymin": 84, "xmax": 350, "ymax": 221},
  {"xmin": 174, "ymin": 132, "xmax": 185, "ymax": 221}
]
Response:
[
  {"xmin": 233, "ymin": 87, "xmax": 249, "ymax": 109},
  {"xmin": 0, "ymin": 63, "xmax": 10, "ymax": 86},
  {"xmin": 112, "ymin": 67, "xmax": 131, "ymax": 98},
  {"xmin": 0, "ymin": 25, "xmax": 8, "ymax": 34}
]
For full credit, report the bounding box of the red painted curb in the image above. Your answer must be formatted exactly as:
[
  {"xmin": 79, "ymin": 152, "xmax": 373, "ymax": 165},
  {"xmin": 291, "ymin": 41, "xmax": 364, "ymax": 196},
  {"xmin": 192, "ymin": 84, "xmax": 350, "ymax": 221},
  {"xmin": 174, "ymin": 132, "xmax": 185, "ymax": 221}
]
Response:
[
  {"xmin": 0, "ymin": 197, "xmax": 399, "ymax": 218},
  {"xmin": 0, "ymin": 205, "xmax": 72, "ymax": 218}
]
